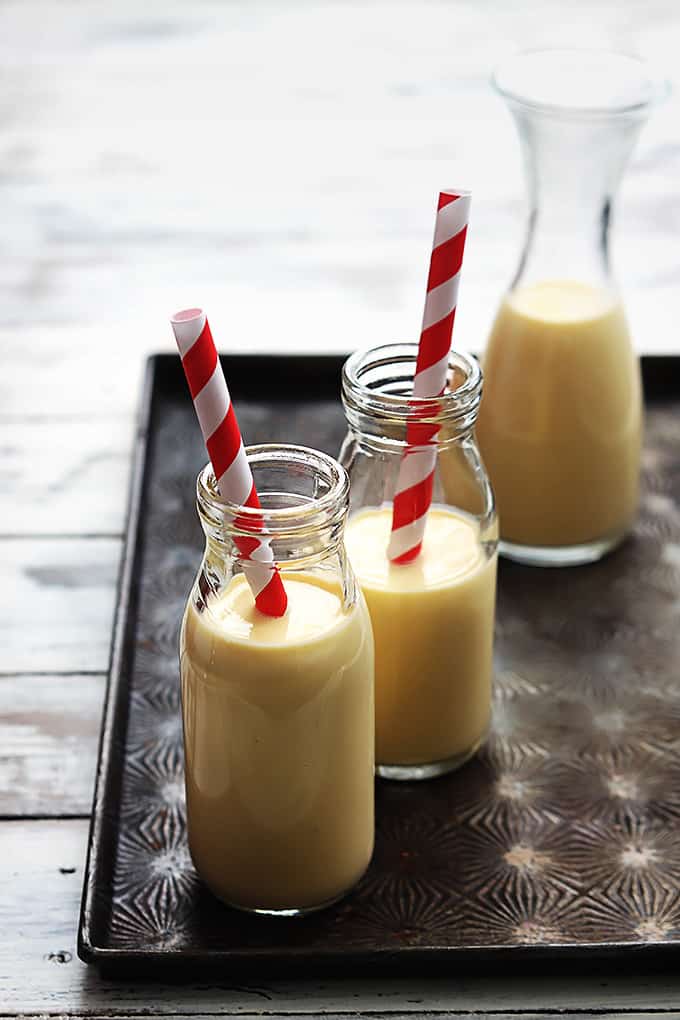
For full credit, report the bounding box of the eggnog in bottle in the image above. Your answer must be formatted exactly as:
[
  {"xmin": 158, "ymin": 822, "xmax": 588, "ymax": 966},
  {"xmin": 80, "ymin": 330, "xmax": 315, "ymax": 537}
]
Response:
[
  {"xmin": 181, "ymin": 573, "xmax": 374, "ymax": 913},
  {"xmin": 345, "ymin": 506, "xmax": 497, "ymax": 775}
]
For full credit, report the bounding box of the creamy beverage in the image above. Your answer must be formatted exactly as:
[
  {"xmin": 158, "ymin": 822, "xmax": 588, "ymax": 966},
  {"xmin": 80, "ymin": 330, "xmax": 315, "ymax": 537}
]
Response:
[
  {"xmin": 476, "ymin": 280, "xmax": 642, "ymax": 549},
  {"xmin": 345, "ymin": 506, "xmax": 496, "ymax": 768},
  {"xmin": 180, "ymin": 573, "xmax": 374, "ymax": 912}
]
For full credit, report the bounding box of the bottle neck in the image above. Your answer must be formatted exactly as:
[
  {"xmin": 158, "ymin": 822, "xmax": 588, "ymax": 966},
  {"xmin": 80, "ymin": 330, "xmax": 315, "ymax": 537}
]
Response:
[
  {"xmin": 510, "ymin": 103, "xmax": 645, "ymax": 292},
  {"xmin": 202, "ymin": 520, "xmax": 346, "ymax": 572},
  {"xmin": 197, "ymin": 446, "xmax": 351, "ymax": 572},
  {"xmin": 342, "ymin": 344, "xmax": 482, "ymax": 448}
]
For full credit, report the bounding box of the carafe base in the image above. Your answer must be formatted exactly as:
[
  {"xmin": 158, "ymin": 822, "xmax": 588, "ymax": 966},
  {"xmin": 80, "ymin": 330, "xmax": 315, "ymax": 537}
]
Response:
[
  {"xmin": 499, "ymin": 532, "xmax": 627, "ymax": 567},
  {"xmin": 214, "ymin": 887, "xmax": 351, "ymax": 918},
  {"xmin": 376, "ymin": 733, "xmax": 485, "ymax": 781}
]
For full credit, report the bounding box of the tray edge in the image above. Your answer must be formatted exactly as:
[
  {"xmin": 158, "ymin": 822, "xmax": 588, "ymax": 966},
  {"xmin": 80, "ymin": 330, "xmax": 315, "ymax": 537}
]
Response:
[{"xmin": 77, "ymin": 354, "xmax": 159, "ymax": 964}]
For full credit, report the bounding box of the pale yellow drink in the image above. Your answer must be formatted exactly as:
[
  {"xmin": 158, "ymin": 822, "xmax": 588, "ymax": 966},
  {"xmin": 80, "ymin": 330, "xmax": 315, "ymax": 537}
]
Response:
[
  {"xmin": 345, "ymin": 507, "xmax": 496, "ymax": 768},
  {"xmin": 180, "ymin": 573, "xmax": 374, "ymax": 912},
  {"xmin": 476, "ymin": 280, "xmax": 642, "ymax": 549}
]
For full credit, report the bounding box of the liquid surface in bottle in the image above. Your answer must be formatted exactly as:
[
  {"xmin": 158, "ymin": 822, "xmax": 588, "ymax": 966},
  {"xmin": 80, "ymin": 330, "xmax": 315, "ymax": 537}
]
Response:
[
  {"xmin": 476, "ymin": 280, "xmax": 642, "ymax": 548},
  {"xmin": 345, "ymin": 506, "xmax": 496, "ymax": 767},
  {"xmin": 180, "ymin": 573, "xmax": 374, "ymax": 912}
]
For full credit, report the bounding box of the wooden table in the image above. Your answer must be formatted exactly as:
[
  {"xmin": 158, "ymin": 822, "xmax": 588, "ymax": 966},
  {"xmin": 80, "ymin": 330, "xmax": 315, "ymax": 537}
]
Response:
[{"xmin": 2, "ymin": 2, "xmax": 680, "ymax": 1015}]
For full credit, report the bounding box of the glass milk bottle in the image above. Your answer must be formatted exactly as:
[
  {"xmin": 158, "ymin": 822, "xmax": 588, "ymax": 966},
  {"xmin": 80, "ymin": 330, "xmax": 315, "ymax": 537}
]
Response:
[
  {"xmin": 340, "ymin": 343, "xmax": 498, "ymax": 780},
  {"xmin": 180, "ymin": 445, "xmax": 374, "ymax": 915},
  {"xmin": 476, "ymin": 50, "xmax": 662, "ymax": 566}
]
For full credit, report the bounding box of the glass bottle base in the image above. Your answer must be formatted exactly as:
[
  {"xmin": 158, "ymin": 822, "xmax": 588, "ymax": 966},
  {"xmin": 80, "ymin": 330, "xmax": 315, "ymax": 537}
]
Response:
[
  {"xmin": 499, "ymin": 532, "xmax": 627, "ymax": 567},
  {"xmin": 376, "ymin": 733, "xmax": 485, "ymax": 781}
]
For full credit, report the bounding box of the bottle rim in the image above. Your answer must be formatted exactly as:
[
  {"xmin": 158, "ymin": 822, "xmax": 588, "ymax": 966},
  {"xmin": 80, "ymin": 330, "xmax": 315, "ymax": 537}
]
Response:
[
  {"xmin": 342, "ymin": 343, "xmax": 482, "ymax": 428},
  {"xmin": 196, "ymin": 443, "xmax": 350, "ymax": 538}
]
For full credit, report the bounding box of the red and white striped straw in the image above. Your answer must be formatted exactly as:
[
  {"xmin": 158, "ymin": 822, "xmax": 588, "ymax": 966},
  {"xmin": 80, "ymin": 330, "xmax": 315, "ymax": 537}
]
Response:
[
  {"xmin": 387, "ymin": 190, "xmax": 471, "ymax": 564},
  {"xmin": 170, "ymin": 308, "xmax": 288, "ymax": 617}
]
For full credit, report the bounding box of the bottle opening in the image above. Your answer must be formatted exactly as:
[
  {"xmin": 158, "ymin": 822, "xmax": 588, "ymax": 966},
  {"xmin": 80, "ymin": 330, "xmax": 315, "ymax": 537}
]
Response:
[
  {"xmin": 342, "ymin": 343, "xmax": 482, "ymax": 430},
  {"xmin": 197, "ymin": 444, "xmax": 349, "ymax": 538}
]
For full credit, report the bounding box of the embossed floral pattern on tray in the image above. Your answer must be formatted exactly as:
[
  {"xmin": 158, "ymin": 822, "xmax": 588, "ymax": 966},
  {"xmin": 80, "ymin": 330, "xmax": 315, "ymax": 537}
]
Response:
[{"xmin": 90, "ymin": 372, "xmax": 680, "ymax": 963}]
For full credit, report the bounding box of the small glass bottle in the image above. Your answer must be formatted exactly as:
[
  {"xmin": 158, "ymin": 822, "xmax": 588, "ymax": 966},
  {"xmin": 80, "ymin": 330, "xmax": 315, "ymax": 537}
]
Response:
[
  {"xmin": 180, "ymin": 444, "xmax": 374, "ymax": 915},
  {"xmin": 476, "ymin": 49, "xmax": 664, "ymax": 566},
  {"xmin": 340, "ymin": 343, "xmax": 498, "ymax": 781}
]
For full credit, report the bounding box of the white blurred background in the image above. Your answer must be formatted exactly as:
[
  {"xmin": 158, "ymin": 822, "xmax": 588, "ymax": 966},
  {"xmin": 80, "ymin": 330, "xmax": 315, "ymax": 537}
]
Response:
[{"xmin": 1, "ymin": 0, "xmax": 678, "ymax": 403}]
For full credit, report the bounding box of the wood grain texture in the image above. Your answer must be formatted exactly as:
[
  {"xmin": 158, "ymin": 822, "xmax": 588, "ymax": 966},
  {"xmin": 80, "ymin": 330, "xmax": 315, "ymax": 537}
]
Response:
[
  {"xmin": 5, "ymin": 819, "xmax": 680, "ymax": 1016},
  {"xmin": 0, "ymin": 538, "xmax": 120, "ymax": 673},
  {"xmin": 0, "ymin": 325, "xmax": 151, "ymax": 421},
  {"xmin": 0, "ymin": 2, "xmax": 678, "ymax": 364},
  {"xmin": 0, "ymin": 674, "xmax": 105, "ymax": 816},
  {"xmin": 10, "ymin": 1016, "xmax": 680, "ymax": 1020},
  {"xmin": 0, "ymin": 422, "xmax": 132, "ymax": 535}
]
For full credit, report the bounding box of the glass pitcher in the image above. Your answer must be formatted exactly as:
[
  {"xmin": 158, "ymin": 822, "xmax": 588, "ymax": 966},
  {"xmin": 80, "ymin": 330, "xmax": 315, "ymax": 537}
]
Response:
[{"xmin": 476, "ymin": 49, "xmax": 663, "ymax": 566}]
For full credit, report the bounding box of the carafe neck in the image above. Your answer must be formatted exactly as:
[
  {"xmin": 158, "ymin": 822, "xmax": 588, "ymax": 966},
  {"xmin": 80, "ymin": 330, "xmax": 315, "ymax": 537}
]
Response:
[
  {"xmin": 511, "ymin": 104, "xmax": 645, "ymax": 290},
  {"xmin": 492, "ymin": 49, "xmax": 662, "ymax": 295}
]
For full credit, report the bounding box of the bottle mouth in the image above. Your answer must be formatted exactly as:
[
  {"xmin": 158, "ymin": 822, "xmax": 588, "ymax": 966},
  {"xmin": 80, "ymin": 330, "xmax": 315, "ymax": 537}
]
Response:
[
  {"xmin": 342, "ymin": 343, "xmax": 482, "ymax": 430},
  {"xmin": 493, "ymin": 48, "xmax": 669, "ymax": 119},
  {"xmin": 197, "ymin": 444, "xmax": 349, "ymax": 539}
]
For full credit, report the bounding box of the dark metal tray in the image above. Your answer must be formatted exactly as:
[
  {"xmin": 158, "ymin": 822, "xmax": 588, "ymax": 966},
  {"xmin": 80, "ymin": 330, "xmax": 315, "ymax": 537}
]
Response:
[{"xmin": 79, "ymin": 353, "xmax": 680, "ymax": 974}]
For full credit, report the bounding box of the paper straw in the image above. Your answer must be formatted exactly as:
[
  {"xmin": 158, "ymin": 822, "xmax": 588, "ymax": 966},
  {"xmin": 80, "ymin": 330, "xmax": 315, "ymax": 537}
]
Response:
[
  {"xmin": 171, "ymin": 308, "xmax": 288, "ymax": 617},
  {"xmin": 387, "ymin": 190, "xmax": 471, "ymax": 564}
]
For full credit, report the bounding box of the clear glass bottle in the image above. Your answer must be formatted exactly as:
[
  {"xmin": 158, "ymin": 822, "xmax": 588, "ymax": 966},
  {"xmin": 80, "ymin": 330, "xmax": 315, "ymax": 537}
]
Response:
[
  {"xmin": 340, "ymin": 343, "xmax": 498, "ymax": 780},
  {"xmin": 180, "ymin": 444, "xmax": 374, "ymax": 915},
  {"xmin": 476, "ymin": 49, "xmax": 663, "ymax": 566}
]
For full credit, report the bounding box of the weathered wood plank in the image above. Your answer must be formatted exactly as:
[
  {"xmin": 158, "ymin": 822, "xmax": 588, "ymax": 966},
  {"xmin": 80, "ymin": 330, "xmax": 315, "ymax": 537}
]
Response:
[
  {"xmin": 12, "ymin": 1016, "xmax": 680, "ymax": 1020},
  {"xmin": 0, "ymin": 539, "xmax": 120, "ymax": 673},
  {"xmin": 0, "ymin": 674, "xmax": 105, "ymax": 816},
  {"xmin": 0, "ymin": 422, "xmax": 132, "ymax": 536},
  {"xmin": 0, "ymin": 2, "xmax": 678, "ymax": 370},
  {"xmin": 0, "ymin": 326, "xmax": 148, "ymax": 421},
  {"xmin": 5, "ymin": 819, "xmax": 680, "ymax": 1015}
]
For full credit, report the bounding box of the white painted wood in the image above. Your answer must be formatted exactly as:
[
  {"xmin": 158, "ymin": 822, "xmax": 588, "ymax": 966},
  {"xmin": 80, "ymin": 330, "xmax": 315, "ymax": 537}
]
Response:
[
  {"xmin": 0, "ymin": 422, "xmax": 132, "ymax": 535},
  {"xmin": 9, "ymin": 1016, "xmax": 679, "ymax": 1020},
  {"xmin": 0, "ymin": 674, "xmax": 105, "ymax": 816},
  {"xmin": 5, "ymin": 819, "xmax": 680, "ymax": 1015},
  {"xmin": 0, "ymin": 539, "xmax": 120, "ymax": 673},
  {"xmin": 0, "ymin": 325, "xmax": 146, "ymax": 421},
  {"xmin": 0, "ymin": 0, "xmax": 677, "ymax": 393}
]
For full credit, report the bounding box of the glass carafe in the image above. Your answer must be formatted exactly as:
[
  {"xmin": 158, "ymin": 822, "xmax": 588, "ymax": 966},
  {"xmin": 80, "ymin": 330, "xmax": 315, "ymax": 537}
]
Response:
[
  {"xmin": 180, "ymin": 444, "xmax": 374, "ymax": 915},
  {"xmin": 340, "ymin": 343, "xmax": 498, "ymax": 780},
  {"xmin": 476, "ymin": 49, "xmax": 662, "ymax": 566}
]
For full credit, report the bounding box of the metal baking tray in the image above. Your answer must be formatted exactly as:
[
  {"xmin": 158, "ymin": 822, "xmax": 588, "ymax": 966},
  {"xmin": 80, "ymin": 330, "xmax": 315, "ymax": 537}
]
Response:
[{"xmin": 78, "ymin": 353, "xmax": 680, "ymax": 973}]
